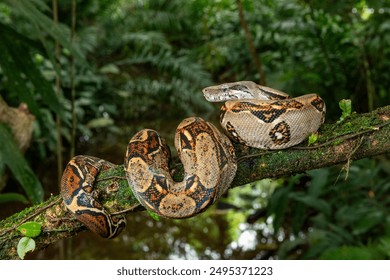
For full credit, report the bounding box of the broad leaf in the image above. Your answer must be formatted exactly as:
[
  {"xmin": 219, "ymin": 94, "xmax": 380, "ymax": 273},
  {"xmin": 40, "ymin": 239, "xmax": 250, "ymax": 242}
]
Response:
[
  {"xmin": 290, "ymin": 193, "xmax": 331, "ymax": 217},
  {"xmin": 320, "ymin": 245, "xmax": 383, "ymax": 260},
  {"xmin": 0, "ymin": 33, "xmax": 41, "ymax": 119},
  {"xmin": 0, "ymin": 124, "xmax": 44, "ymax": 204},
  {"xmin": 352, "ymin": 210, "xmax": 384, "ymax": 235},
  {"xmin": 0, "ymin": 24, "xmax": 65, "ymax": 120},
  {"xmin": 17, "ymin": 222, "xmax": 42, "ymax": 238},
  {"xmin": 0, "ymin": 193, "xmax": 29, "ymax": 204},
  {"xmin": 17, "ymin": 237, "xmax": 36, "ymax": 260},
  {"xmin": 5, "ymin": 0, "xmax": 85, "ymax": 64}
]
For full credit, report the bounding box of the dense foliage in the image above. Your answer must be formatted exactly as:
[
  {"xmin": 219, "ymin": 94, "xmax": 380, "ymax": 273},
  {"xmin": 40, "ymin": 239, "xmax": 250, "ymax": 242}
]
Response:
[{"xmin": 0, "ymin": 0, "xmax": 389, "ymax": 259}]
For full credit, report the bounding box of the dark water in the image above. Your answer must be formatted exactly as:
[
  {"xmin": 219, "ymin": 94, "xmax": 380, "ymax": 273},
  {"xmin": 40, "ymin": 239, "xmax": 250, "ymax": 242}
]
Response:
[{"xmin": 2, "ymin": 117, "xmax": 276, "ymax": 260}]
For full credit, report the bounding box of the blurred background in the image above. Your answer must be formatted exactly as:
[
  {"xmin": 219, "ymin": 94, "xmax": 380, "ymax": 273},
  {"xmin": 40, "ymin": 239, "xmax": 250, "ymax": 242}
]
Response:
[{"xmin": 0, "ymin": 0, "xmax": 389, "ymax": 259}]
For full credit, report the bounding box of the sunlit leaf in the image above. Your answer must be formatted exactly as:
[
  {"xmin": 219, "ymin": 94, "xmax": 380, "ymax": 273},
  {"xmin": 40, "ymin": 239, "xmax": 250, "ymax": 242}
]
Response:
[
  {"xmin": 17, "ymin": 222, "xmax": 42, "ymax": 238},
  {"xmin": 308, "ymin": 133, "xmax": 318, "ymax": 146},
  {"xmin": 146, "ymin": 210, "xmax": 160, "ymax": 221},
  {"xmin": 337, "ymin": 99, "xmax": 352, "ymax": 123},
  {"xmin": 86, "ymin": 117, "xmax": 114, "ymax": 129},
  {"xmin": 17, "ymin": 237, "xmax": 36, "ymax": 260},
  {"xmin": 99, "ymin": 63, "xmax": 120, "ymax": 74}
]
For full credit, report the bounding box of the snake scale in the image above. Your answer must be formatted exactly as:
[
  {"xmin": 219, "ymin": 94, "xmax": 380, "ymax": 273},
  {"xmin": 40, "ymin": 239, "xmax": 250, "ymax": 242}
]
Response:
[{"xmin": 61, "ymin": 81, "xmax": 326, "ymax": 238}]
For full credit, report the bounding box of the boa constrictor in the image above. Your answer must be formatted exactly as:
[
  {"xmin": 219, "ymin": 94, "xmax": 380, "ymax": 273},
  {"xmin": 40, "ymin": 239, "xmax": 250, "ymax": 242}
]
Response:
[
  {"xmin": 203, "ymin": 81, "xmax": 326, "ymax": 149},
  {"xmin": 61, "ymin": 117, "xmax": 236, "ymax": 238},
  {"xmin": 61, "ymin": 81, "xmax": 325, "ymax": 238}
]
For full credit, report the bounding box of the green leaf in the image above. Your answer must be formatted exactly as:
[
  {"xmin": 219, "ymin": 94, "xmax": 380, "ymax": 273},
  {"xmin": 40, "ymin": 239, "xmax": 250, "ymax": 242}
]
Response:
[
  {"xmin": 320, "ymin": 245, "xmax": 383, "ymax": 260},
  {"xmin": 17, "ymin": 222, "xmax": 42, "ymax": 238},
  {"xmin": 86, "ymin": 117, "xmax": 114, "ymax": 129},
  {"xmin": 267, "ymin": 184, "xmax": 292, "ymax": 231},
  {"xmin": 0, "ymin": 31, "xmax": 41, "ymax": 119},
  {"xmin": 289, "ymin": 193, "xmax": 331, "ymax": 217},
  {"xmin": 352, "ymin": 210, "xmax": 384, "ymax": 235},
  {"xmin": 308, "ymin": 133, "xmax": 318, "ymax": 146},
  {"xmin": 277, "ymin": 237, "xmax": 306, "ymax": 259},
  {"xmin": 339, "ymin": 99, "xmax": 352, "ymax": 115},
  {"xmin": 17, "ymin": 237, "xmax": 36, "ymax": 260},
  {"xmin": 99, "ymin": 63, "xmax": 121, "ymax": 74},
  {"xmin": 5, "ymin": 0, "xmax": 85, "ymax": 64},
  {"xmin": 0, "ymin": 24, "xmax": 65, "ymax": 120},
  {"xmin": 307, "ymin": 168, "xmax": 329, "ymax": 197},
  {"xmin": 337, "ymin": 99, "xmax": 352, "ymax": 123},
  {"xmin": 291, "ymin": 202, "xmax": 308, "ymax": 234},
  {"xmin": 9, "ymin": 42, "xmax": 65, "ymax": 118},
  {"xmin": 146, "ymin": 210, "xmax": 161, "ymax": 221},
  {"xmin": 0, "ymin": 124, "xmax": 44, "ymax": 204},
  {"xmin": 0, "ymin": 193, "xmax": 29, "ymax": 204},
  {"xmin": 378, "ymin": 237, "xmax": 390, "ymax": 258}
]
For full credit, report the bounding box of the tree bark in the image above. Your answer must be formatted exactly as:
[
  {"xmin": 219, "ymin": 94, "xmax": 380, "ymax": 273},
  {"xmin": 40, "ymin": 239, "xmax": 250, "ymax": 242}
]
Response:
[
  {"xmin": 0, "ymin": 105, "xmax": 389, "ymax": 259},
  {"xmin": 0, "ymin": 96, "xmax": 35, "ymax": 192}
]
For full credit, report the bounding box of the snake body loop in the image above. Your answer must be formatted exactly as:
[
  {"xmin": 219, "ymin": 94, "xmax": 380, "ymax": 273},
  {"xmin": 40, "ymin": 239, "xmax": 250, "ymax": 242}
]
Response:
[
  {"xmin": 203, "ymin": 81, "xmax": 326, "ymax": 149},
  {"xmin": 60, "ymin": 81, "xmax": 325, "ymax": 238},
  {"xmin": 124, "ymin": 117, "xmax": 237, "ymax": 218},
  {"xmin": 60, "ymin": 156, "xmax": 126, "ymax": 238}
]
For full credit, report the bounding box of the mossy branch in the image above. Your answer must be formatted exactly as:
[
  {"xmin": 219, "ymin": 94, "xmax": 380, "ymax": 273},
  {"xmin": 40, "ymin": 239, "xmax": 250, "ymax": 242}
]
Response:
[{"xmin": 0, "ymin": 105, "xmax": 389, "ymax": 259}]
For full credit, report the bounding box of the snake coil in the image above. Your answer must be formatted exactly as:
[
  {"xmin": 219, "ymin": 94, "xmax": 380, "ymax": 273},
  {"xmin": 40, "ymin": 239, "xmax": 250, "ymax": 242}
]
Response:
[{"xmin": 61, "ymin": 81, "xmax": 325, "ymax": 238}]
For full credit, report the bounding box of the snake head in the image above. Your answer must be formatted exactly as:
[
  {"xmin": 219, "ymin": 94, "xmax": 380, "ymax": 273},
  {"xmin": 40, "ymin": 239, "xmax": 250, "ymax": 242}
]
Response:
[
  {"xmin": 202, "ymin": 81, "xmax": 259, "ymax": 102},
  {"xmin": 202, "ymin": 81, "xmax": 290, "ymax": 102}
]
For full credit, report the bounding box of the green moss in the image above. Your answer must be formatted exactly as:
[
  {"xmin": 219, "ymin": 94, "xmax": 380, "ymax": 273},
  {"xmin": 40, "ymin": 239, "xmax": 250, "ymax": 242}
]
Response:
[
  {"xmin": 94, "ymin": 164, "xmax": 140, "ymax": 211},
  {"xmin": 0, "ymin": 195, "xmax": 56, "ymax": 230},
  {"xmin": 312, "ymin": 108, "xmax": 386, "ymax": 148}
]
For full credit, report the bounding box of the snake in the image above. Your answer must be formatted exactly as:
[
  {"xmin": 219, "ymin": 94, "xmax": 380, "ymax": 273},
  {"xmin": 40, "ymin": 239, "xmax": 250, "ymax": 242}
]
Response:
[
  {"xmin": 202, "ymin": 81, "xmax": 326, "ymax": 149},
  {"xmin": 60, "ymin": 156, "xmax": 127, "ymax": 238},
  {"xmin": 60, "ymin": 81, "xmax": 325, "ymax": 238}
]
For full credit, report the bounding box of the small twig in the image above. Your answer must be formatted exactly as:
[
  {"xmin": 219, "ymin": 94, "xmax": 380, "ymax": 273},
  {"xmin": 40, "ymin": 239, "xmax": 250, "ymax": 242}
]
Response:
[
  {"xmin": 48, "ymin": 216, "xmax": 77, "ymax": 223},
  {"xmin": 42, "ymin": 225, "xmax": 84, "ymax": 234},
  {"xmin": 293, "ymin": 120, "xmax": 390, "ymax": 150},
  {"xmin": 237, "ymin": 151, "xmax": 275, "ymax": 162},
  {"xmin": 334, "ymin": 135, "xmax": 365, "ymax": 184},
  {"xmin": 344, "ymin": 135, "xmax": 365, "ymax": 180}
]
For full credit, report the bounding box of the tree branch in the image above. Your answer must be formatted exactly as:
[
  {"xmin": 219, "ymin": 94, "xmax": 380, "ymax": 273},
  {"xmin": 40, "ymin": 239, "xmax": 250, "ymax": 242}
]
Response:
[{"xmin": 0, "ymin": 105, "xmax": 389, "ymax": 259}]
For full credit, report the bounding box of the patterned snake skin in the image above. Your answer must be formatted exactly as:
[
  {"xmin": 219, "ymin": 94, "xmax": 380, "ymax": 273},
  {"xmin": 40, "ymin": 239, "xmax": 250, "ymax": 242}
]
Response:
[{"xmin": 61, "ymin": 81, "xmax": 325, "ymax": 238}]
